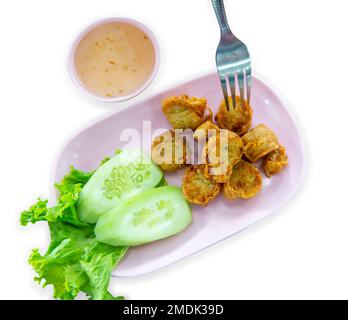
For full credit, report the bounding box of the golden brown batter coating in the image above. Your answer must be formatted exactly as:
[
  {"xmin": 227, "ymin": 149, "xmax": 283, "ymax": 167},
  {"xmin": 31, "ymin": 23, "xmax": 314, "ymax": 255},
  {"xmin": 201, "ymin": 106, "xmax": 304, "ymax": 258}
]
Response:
[
  {"xmin": 193, "ymin": 121, "xmax": 220, "ymax": 141},
  {"xmin": 151, "ymin": 130, "xmax": 189, "ymax": 172},
  {"xmin": 182, "ymin": 165, "xmax": 220, "ymax": 207},
  {"xmin": 242, "ymin": 124, "xmax": 280, "ymax": 162},
  {"xmin": 162, "ymin": 95, "xmax": 212, "ymax": 130},
  {"xmin": 203, "ymin": 130, "xmax": 244, "ymax": 183},
  {"xmin": 215, "ymin": 96, "xmax": 253, "ymax": 136},
  {"xmin": 223, "ymin": 160, "xmax": 263, "ymax": 200},
  {"xmin": 263, "ymin": 145, "xmax": 288, "ymax": 178}
]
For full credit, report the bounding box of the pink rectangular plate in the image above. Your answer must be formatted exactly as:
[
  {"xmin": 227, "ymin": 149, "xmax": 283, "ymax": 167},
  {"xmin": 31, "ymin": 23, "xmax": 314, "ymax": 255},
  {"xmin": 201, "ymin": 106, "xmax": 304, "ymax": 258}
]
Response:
[{"xmin": 54, "ymin": 73, "xmax": 305, "ymax": 277}]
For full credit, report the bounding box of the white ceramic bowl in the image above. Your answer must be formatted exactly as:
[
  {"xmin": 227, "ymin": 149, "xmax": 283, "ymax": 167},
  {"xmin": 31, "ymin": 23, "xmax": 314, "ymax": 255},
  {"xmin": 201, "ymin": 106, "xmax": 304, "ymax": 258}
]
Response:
[{"xmin": 68, "ymin": 17, "xmax": 161, "ymax": 103}]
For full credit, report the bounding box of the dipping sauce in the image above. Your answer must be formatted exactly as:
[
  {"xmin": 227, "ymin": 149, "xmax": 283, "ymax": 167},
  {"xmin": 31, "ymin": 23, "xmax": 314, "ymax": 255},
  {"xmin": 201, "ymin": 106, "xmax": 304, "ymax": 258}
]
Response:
[{"xmin": 74, "ymin": 22, "xmax": 156, "ymax": 98}]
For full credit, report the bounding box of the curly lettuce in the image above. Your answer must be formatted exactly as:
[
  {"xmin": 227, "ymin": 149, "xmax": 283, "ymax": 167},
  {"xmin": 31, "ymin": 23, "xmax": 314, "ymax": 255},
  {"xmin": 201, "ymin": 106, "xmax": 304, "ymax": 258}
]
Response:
[{"xmin": 20, "ymin": 164, "xmax": 128, "ymax": 300}]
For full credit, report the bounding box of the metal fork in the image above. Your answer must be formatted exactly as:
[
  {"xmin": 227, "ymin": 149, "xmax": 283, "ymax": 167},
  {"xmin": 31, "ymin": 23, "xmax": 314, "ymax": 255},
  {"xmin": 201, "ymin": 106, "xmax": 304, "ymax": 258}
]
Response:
[{"xmin": 211, "ymin": 0, "xmax": 252, "ymax": 111}]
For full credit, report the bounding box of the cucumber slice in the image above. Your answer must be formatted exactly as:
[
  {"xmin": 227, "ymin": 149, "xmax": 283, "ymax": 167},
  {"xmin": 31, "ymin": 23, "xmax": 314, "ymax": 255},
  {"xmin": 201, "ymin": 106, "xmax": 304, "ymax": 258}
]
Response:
[
  {"xmin": 95, "ymin": 186, "xmax": 192, "ymax": 247},
  {"xmin": 77, "ymin": 149, "xmax": 163, "ymax": 224}
]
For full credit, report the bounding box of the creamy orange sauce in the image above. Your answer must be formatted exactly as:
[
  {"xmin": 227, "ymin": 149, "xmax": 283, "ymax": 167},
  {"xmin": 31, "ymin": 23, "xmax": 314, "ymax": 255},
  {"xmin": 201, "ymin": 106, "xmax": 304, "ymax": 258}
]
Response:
[{"xmin": 74, "ymin": 22, "xmax": 156, "ymax": 98}]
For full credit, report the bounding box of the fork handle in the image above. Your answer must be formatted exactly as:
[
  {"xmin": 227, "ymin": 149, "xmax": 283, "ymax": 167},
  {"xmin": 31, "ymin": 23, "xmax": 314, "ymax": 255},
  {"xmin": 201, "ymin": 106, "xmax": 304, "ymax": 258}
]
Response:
[{"xmin": 211, "ymin": 0, "xmax": 231, "ymax": 35}]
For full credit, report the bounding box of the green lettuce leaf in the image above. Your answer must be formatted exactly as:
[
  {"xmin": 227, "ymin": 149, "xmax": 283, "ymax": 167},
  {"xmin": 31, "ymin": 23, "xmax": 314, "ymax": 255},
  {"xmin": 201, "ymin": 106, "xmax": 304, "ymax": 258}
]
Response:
[
  {"xmin": 20, "ymin": 167, "xmax": 93, "ymax": 228},
  {"xmin": 157, "ymin": 176, "xmax": 169, "ymax": 187},
  {"xmin": 21, "ymin": 164, "xmax": 128, "ymax": 300},
  {"xmin": 29, "ymin": 227, "xmax": 127, "ymax": 300}
]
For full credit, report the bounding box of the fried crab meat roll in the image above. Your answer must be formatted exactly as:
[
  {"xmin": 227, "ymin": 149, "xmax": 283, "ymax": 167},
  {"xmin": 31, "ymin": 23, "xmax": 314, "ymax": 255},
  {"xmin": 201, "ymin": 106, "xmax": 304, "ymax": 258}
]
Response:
[
  {"xmin": 162, "ymin": 95, "xmax": 212, "ymax": 130},
  {"xmin": 215, "ymin": 96, "xmax": 253, "ymax": 136},
  {"xmin": 223, "ymin": 160, "xmax": 263, "ymax": 200},
  {"xmin": 203, "ymin": 131, "xmax": 244, "ymax": 184},
  {"xmin": 182, "ymin": 165, "xmax": 220, "ymax": 207},
  {"xmin": 151, "ymin": 130, "xmax": 189, "ymax": 172},
  {"xmin": 241, "ymin": 124, "xmax": 280, "ymax": 163},
  {"xmin": 193, "ymin": 120, "xmax": 220, "ymax": 141},
  {"xmin": 263, "ymin": 145, "xmax": 288, "ymax": 178}
]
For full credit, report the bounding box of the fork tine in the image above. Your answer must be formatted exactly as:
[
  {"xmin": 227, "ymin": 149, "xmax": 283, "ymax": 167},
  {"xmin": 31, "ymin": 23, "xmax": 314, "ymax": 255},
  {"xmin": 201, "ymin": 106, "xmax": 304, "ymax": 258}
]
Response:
[
  {"xmin": 237, "ymin": 70, "xmax": 245, "ymax": 106},
  {"xmin": 219, "ymin": 74, "xmax": 230, "ymax": 111},
  {"xmin": 227, "ymin": 72, "xmax": 236, "ymax": 110},
  {"xmin": 245, "ymin": 66, "xmax": 252, "ymax": 105}
]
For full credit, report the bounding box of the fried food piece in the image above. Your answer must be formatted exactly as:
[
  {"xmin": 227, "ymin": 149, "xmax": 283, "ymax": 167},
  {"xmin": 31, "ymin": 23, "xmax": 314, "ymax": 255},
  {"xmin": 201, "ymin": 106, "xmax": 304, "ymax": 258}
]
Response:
[
  {"xmin": 242, "ymin": 124, "xmax": 280, "ymax": 162},
  {"xmin": 193, "ymin": 121, "xmax": 220, "ymax": 141},
  {"xmin": 203, "ymin": 130, "xmax": 244, "ymax": 183},
  {"xmin": 182, "ymin": 165, "xmax": 220, "ymax": 207},
  {"xmin": 223, "ymin": 160, "xmax": 262, "ymax": 200},
  {"xmin": 215, "ymin": 96, "xmax": 253, "ymax": 136},
  {"xmin": 263, "ymin": 145, "xmax": 288, "ymax": 178},
  {"xmin": 162, "ymin": 95, "xmax": 212, "ymax": 130},
  {"xmin": 151, "ymin": 130, "xmax": 188, "ymax": 172}
]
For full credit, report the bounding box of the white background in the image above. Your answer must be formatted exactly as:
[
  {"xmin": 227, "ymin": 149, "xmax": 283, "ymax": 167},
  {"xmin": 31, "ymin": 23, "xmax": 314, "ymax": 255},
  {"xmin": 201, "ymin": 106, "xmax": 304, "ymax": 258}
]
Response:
[{"xmin": 1, "ymin": 0, "xmax": 347, "ymax": 300}]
